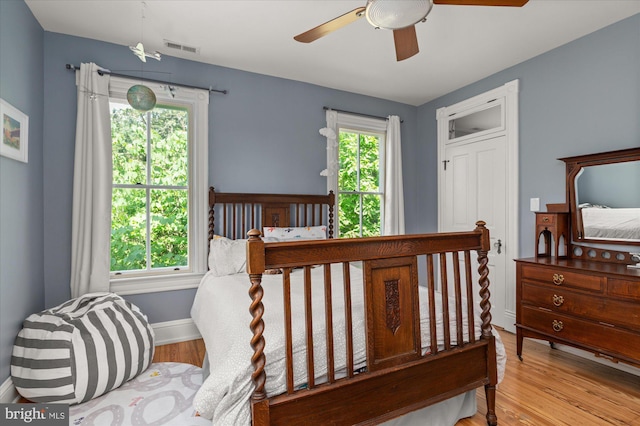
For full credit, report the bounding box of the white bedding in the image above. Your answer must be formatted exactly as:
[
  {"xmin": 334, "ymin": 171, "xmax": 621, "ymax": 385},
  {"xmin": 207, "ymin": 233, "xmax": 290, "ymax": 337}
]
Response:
[
  {"xmin": 191, "ymin": 265, "xmax": 506, "ymax": 425},
  {"xmin": 581, "ymin": 207, "xmax": 640, "ymax": 240}
]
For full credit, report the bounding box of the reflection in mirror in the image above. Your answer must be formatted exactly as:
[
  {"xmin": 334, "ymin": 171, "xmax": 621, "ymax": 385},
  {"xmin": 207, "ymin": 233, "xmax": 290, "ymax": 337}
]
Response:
[{"xmin": 575, "ymin": 161, "xmax": 640, "ymax": 242}]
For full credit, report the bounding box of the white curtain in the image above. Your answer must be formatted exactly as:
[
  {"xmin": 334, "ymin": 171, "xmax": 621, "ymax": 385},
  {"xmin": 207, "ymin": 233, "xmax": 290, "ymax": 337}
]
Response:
[
  {"xmin": 70, "ymin": 63, "xmax": 112, "ymax": 298},
  {"xmin": 383, "ymin": 115, "xmax": 405, "ymax": 235}
]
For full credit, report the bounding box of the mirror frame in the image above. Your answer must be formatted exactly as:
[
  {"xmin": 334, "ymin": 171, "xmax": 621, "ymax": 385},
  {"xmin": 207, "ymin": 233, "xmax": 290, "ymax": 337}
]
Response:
[{"xmin": 560, "ymin": 147, "xmax": 640, "ymax": 246}]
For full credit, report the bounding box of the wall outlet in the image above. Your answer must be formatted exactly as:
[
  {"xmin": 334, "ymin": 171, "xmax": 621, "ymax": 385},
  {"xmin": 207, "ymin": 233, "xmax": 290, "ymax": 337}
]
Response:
[{"xmin": 530, "ymin": 198, "xmax": 540, "ymax": 212}]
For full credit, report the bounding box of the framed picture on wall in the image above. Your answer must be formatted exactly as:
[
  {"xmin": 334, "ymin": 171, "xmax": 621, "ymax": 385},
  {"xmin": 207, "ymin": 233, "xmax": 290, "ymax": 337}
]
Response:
[{"xmin": 1, "ymin": 98, "xmax": 29, "ymax": 163}]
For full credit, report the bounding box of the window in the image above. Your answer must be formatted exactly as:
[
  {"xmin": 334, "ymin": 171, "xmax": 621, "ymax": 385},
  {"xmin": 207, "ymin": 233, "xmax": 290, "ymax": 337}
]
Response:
[
  {"xmin": 108, "ymin": 77, "xmax": 208, "ymax": 294},
  {"xmin": 338, "ymin": 128, "xmax": 384, "ymax": 237}
]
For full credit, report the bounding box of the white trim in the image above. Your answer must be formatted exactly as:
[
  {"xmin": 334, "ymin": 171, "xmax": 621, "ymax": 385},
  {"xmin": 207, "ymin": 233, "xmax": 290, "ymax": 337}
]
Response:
[
  {"xmin": 437, "ymin": 79, "xmax": 520, "ymax": 333},
  {"xmin": 152, "ymin": 318, "xmax": 202, "ymax": 346},
  {"xmin": 111, "ymin": 272, "xmax": 204, "ymax": 295},
  {"xmin": 0, "ymin": 376, "xmax": 20, "ymax": 403}
]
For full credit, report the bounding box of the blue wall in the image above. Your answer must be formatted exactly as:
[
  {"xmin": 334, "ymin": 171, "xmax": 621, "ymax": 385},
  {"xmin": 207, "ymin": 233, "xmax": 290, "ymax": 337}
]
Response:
[
  {"xmin": 41, "ymin": 33, "xmax": 419, "ymax": 322},
  {"xmin": 0, "ymin": 0, "xmax": 45, "ymax": 392},
  {"xmin": 417, "ymin": 13, "xmax": 640, "ymax": 257}
]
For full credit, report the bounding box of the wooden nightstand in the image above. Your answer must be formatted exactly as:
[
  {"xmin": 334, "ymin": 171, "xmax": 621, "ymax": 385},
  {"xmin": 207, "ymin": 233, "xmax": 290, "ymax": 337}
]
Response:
[{"xmin": 535, "ymin": 212, "xmax": 569, "ymax": 258}]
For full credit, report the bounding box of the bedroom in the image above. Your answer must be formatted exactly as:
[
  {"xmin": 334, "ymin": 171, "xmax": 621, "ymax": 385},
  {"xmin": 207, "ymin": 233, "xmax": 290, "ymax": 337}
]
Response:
[{"xmin": 1, "ymin": 0, "xmax": 639, "ymax": 424}]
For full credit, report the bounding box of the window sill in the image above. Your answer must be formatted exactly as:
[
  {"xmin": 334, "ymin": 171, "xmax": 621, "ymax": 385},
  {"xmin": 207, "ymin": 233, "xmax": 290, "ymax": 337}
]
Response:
[{"xmin": 110, "ymin": 271, "xmax": 205, "ymax": 295}]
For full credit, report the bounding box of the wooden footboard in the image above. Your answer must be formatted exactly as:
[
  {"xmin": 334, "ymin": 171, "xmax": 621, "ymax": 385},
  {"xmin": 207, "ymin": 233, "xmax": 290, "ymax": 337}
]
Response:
[{"xmin": 246, "ymin": 222, "xmax": 497, "ymax": 426}]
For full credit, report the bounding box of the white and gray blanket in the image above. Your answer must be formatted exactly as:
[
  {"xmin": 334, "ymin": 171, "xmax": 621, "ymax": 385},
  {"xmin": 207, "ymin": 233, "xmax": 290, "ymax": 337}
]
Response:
[{"xmin": 191, "ymin": 265, "xmax": 506, "ymax": 425}]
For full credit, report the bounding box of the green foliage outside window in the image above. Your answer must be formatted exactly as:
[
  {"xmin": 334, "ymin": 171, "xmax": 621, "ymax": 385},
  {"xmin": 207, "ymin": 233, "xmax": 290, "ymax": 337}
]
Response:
[
  {"xmin": 110, "ymin": 103, "xmax": 189, "ymax": 272},
  {"xmin": 338, "ymin": 131, "xmax": 382, "ymax": 238}
]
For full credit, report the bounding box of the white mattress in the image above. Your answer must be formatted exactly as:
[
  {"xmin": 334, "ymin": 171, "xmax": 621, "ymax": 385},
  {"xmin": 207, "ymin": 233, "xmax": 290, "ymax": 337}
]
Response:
[
  {"xmin": 191, "ymin": 265, "xmax": 506, "ymax": 425},
  {"xmin": 581, "ymin": 207, "xmax": 640, "ymax": 240}
]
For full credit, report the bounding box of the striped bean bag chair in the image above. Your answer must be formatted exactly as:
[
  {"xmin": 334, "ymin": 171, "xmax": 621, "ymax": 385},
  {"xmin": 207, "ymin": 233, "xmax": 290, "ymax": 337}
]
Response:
[{"xmin": 11, "ymin": 293, "xmax": 154, "ymax": 404}]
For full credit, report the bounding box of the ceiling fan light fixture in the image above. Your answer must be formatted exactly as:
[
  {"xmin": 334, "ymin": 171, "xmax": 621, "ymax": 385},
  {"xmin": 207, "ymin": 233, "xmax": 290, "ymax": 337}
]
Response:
[{"xmin": 365, "ymin": 0, "xmax": 433, "ymax": 30}]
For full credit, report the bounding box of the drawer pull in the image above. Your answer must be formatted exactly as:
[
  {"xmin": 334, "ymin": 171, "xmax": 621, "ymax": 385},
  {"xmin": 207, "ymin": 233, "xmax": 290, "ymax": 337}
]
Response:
[
  {"xmin": 552, "ymin": 320, "xmax": 564, "ymax": 332},
  {"xmin": 552, "ymin": 294, "xmax": 564, "ymax": 307},
  {"xmin": 552, "ymin": 273, "xmax": 564, "ymax": 285}
]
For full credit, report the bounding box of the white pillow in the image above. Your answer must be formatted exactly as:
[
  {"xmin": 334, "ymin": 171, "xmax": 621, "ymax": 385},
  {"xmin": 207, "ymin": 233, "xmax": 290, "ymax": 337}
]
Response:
[
  {"xmin": 263, "ymin": 226, "xmax": 327, "ymax": 241},
  {"xmin": 208, "ymin": 236, "xmax": 247, "ymax": 276}
]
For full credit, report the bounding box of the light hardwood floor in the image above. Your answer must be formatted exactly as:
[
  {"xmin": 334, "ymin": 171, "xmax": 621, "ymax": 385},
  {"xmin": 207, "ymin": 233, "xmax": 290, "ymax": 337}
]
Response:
[{"xmin": 154, "ymin": 330, "xmax": 640, "ymax": 425}]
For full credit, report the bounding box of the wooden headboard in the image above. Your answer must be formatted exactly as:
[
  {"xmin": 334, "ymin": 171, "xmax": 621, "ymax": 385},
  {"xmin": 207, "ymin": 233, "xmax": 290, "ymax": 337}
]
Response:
[{"xmin": 208, "ymin": 187, "xmax": 335, "ymax": 241}]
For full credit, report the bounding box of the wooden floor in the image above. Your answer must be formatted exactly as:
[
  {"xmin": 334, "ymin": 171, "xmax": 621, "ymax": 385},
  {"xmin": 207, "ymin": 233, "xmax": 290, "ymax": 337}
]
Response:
[
  {"xmin": 154, "ymin": 330, "xmax": 640, "ymax": 425},
  {"xmin": 457, "ymin": 331, "xmax": 640, "ymax": 426}
]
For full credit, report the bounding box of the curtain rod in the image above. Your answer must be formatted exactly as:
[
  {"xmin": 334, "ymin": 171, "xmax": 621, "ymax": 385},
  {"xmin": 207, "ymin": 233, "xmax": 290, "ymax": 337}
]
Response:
[
  {"xmin": 65, "ymin": 64, "xmax": 227, "ymax": 95},
  {"xmin": 323, "ymin": 106, "xmax": 403, "ymax": 123}
]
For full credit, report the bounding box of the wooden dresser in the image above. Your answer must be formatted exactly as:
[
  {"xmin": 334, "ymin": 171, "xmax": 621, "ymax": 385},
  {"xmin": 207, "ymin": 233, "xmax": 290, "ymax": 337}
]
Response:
[{"xmin": 515, "ymin": 257, "xmax": 640, "ymax": 367}]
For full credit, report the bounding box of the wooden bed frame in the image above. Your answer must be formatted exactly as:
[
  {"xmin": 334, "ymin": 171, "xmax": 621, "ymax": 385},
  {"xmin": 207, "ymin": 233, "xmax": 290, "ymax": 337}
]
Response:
[{"xmin": 208, "ymin": 187, "xmax": 497, "ymax": 425}]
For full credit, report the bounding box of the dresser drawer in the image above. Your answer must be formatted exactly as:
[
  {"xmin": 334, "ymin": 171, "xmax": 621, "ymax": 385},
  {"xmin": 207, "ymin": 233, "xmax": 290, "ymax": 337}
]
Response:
[
  {"xmin": 609, "ymin": 278, "xmax": 640, "ymax": 301},
  {"xmin": 520, "ymin": 306, "xmax": 640, "ymax": 362},
  {"xmin": 521, "ymin": 283, "xmax": 640, "ymax": 329},
  {"xmin": 536, "ymin": 213, "xmax": 556, "ymax": 226},
  {"xmin": 520, "ymin": 264, "xmax": 603, "ymax": 292}
]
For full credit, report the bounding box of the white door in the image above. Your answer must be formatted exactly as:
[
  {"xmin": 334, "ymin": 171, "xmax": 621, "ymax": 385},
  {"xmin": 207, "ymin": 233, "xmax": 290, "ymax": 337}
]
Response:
[{"xmin": 441, "ymin": 135, "xmax": 508, "ymax": 328}]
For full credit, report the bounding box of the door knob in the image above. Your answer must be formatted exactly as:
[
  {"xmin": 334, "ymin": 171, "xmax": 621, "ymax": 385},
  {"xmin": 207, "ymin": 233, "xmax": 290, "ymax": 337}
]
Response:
[{"xmin": 493, "ymin": 239, "xmax": 502, "ymax": 254}]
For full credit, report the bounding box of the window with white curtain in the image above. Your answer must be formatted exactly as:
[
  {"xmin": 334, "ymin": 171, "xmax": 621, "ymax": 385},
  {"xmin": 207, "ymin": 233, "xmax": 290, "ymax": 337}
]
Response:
[
  {"xmin": 338, "ymin": 126, "xmax": 385, "ymax": 237},
  {"xmin": 324, "ymin": 113, "xmax": 387, "ymax": 238},
  {"xmin": 107, "ymin": 76, "xmax": 209, "ymax": 295}
]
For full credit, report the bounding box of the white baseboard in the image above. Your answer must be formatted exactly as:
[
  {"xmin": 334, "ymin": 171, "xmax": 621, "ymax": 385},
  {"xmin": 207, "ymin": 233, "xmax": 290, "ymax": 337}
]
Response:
[
  {"xmin": 502, "ymin": 312, "xmax": 516, "ymax": 334},
  {"xmin": 1, "ymin": 376, "xmax": 19, "ymax": 403},
  {"xmin": 152, "ymin": 318, "xmax": 202, "ymax": 346}
]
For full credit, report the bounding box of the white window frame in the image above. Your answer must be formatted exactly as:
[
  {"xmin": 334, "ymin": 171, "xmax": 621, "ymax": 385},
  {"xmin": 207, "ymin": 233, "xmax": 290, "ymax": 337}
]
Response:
[
  {"xmin": 108, "ymin": 76, "xmax": 209, "ymax": 295},
  {"xmin": 327, "ymin": 113, "xmax": 387, "ymax": 237}
]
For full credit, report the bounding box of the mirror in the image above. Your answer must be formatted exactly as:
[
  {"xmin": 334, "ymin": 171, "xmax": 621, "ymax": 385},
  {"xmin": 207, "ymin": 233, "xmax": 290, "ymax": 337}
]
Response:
[{"xmin": 561, "ymin": 147, "xmax": 640, "ymax": 246}]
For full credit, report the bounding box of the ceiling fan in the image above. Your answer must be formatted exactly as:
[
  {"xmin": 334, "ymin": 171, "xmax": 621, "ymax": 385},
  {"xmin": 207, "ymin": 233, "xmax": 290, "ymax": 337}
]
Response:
[
  {"xmin": 129, "ymin": 42, "xmax": 162, "ymax": 62},
  {"xmin": 294, "ymin": 0, "xmax": 529, "ymax": 61}
]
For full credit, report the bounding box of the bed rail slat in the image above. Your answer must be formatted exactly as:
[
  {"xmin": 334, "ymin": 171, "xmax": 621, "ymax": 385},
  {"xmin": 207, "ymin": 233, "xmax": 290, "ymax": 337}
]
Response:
[
  {"xmin": 233, "ymin": 203, "xmax": 239, "ymax": 240},
  {"xmin": 222, "ymin": 204, "xmax": 228, "ymax": 237},
  {"xmin": 453, "ymin": 251, "xmax": 464, "ymax": 346},
  {"xmin": 439, "ymin": 253, "xmax": 451, "ymax": 351},
  {"xmin": 295, "ymin": 203, "xmax": 300, "ymax": 227},
  {"xmin": 324, "ymin": 264, "xmax": 335, "ymax": 383},
  {"xmin": 241, "ymin": 204, "xmax": 247, "ymax": 238},
  {"xmin": 343, "ymin": 262, "xmax": 354, "ymax": 378},
  {"xmin": 464, "ymin": 250, "xmax": 476, "ymax": 344},
  {"xmin": 304, "ymin": 266, "xmax": 315, "ymax": 389},
  {"xmin": 283, "ymin": 269, "xmax": 294, "ymax": 394},
  {"xmin": 426, "ymin": 254, "xmax": 438, "ymax": 355}
]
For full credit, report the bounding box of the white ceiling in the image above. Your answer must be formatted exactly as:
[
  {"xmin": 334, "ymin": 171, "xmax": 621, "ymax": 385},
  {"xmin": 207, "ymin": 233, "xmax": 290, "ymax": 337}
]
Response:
[{"xmin": 25, "ymin": 0, "xmax": 640, "ymax": 106}]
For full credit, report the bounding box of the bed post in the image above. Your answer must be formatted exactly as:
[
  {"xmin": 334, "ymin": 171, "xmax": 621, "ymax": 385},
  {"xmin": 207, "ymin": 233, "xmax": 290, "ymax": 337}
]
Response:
[
  {"xmin": 328, "ymin": 190, "xmax": 335, "ymax": 238},
  {"xmin": 475, "ymin": 220, "xmax": 492, "ymax": 339},
  {"xmin": 475, "ymin": 220, "xmax": 497, "ymax": 426},
  {"xmin": 208, "ymin": 187, "xmax": 216, "ymax": 242},
  {"xmin": 246, "ymin": 230, "xmax": 267, "ymax": 409}
]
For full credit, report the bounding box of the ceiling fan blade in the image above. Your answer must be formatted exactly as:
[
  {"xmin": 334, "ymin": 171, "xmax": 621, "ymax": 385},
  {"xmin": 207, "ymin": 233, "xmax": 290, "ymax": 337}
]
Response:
[
  {"xmin": 393, "ymin": 26, "xmax": 419, "ymax": 61},
  {"xmin": 433, "ymin": 0, "xmax": 528, "ymax": 6},
  {"xmin": 294, "ymin": 7, "xmax": 366, "ymax": 43}
]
